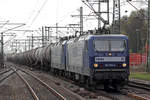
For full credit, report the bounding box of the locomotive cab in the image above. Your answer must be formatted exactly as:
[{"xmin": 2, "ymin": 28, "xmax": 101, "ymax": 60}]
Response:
[{"xmin": 88, "ymin": 35, "xmax": 129, "ymax": 89}]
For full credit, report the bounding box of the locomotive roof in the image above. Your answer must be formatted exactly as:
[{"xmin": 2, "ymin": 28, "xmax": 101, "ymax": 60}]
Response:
[
  {"xmin": 66, "ymin": 34, "xmax": 128, "ymax": 44},
  {"xmin": 85, "ymin": 34, "xmax": 128, "ymax": 39},
  {"xmin": 88, "ymin": 34, "xmax": 127, "ymax": 37}
]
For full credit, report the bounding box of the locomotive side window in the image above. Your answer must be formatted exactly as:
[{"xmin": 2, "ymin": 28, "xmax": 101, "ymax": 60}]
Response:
[{"xmin": 94, "ymin": 39, "xmax": 126, "ymax": 52}]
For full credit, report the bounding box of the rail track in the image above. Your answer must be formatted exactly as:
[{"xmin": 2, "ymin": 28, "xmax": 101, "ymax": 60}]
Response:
[
  {"xmin": 0, "ymin": 67, "xmax": 15, "ymax": 83},
  {"xmin": 6, "ymin": 62, "xmax": 150, "ymax": 100},
  {"xmin": 11, "ymin": 66, "xmax": 66, "ymax": 100},
  {"xmin": 0, "ymin": 68, "xmax": 12, "ymax": 75},
  {"xmin": 45, "ymin": 72, "xmax": 150, "ymax": 100},
  {"xmin": 122, "ymin": 88, "xmax": 150, "ymax": 100},
  {"xmin": 16, "ymin": 66, "xmax": 134, "ymax": 100},
  {"xmin": 122, "ymin": 81, "xmax": 150, "ymax": 100},
  {"xmin": 128, "ymin": 80, "xmax": 150, "ymax": 91},
  {"xmin": 45, "ymin": 72, "xmax": 149, "ymax": 100}
]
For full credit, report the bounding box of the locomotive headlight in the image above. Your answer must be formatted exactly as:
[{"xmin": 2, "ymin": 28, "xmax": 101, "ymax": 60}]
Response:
[
  {"xmin": 94, "ymin": 64, "xmax": 98, "ymax": 68},
  {"xmin": 122, "ymin": 63, "xmax": 127, "ymax": 67},
  {"xmin": 108, "ymin": 53, "xmax": 112, "ymax": 56}
]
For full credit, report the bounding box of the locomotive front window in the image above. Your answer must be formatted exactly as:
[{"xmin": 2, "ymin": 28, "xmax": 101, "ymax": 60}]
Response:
[
  {"xmin": 110, "ymin": 40, "xmax": 126, "ymax": 51},
  {"xmin": 94, "ymin": 40, "xmax": 109, "ymax": 51},
  {"xmin": 94, "ymin": 39, "xmax": 126, "ymax": 52}
]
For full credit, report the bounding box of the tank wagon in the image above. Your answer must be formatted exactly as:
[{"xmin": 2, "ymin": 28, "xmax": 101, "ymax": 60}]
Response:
[
  {"xmin": 0, "ymin": 52, "xmax": 4, "ymax": 67},
  {"xmin": 7, "ymin": 34, "xmax": 129, "ymax": 90}
]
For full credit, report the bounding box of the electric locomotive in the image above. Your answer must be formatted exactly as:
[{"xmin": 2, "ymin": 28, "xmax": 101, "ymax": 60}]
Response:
[
  {"xmin": 66, "ymin": 34, "xmax": 129, "ymax": 89},
  {"xmin": 91, "ymin": 34, "xmax": 129, "ymax": 89}
]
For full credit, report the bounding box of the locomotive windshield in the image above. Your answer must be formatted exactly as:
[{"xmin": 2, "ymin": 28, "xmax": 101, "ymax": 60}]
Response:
[{"xmin": 94, "ymin": 39, "xmax": 126, "ymax": 52}]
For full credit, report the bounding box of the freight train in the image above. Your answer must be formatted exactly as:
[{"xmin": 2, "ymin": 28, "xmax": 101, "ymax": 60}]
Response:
[{"xmin": 7, "ymin": 34, "xmax": 129, "ymax": 90}]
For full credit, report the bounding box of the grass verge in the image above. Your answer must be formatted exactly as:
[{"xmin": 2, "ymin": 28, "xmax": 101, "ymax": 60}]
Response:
[{"xmin": 130, "ymin": 72, "xmax": 150, "ymax": 81}]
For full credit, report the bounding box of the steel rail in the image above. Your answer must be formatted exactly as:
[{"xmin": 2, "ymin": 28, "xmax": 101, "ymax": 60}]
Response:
[
  {"xmin": 0, "ymin": 69, "xmax": 15, "ymax": 83},
  {"xmin": 13, "ymin": 69, "xmax": 39, "ymax": 100},
  {"xmin": 12, "ymin": 63, "xmax": 150, "ymax": 100},
  {"xmin": 128, "ymin": 81, "xmax": 150, "ymax": 91},
  {"xmin": 48, "ymin": 71, "xmax": 150, "ymax": 100},
  {"xmin": 0, "ymin": 68, "xmax": 12, "ymax": 75},
  {"xmin": 122, "ymin": 81, "xmax": 150, "ymax": 100},
  {"xmin": 126, "ymin": 92, "xmax": 148, "ymax": 100},
  {"xmin": 18, "ymin": 68, "xmax": 66, "ymax": 100}
]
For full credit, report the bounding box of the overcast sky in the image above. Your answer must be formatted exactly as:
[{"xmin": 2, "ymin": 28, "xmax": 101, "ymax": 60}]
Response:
[
  {"xmin": 0, "ymin": 0, "xmax": 147, "ymax": 53},
  {"xmin": 0, "ymin": 0, "xmax": 82, "ymax": 29},
  {"xmin": 0, "ymin": 0, "xmax": 147, "ymax": 30}
]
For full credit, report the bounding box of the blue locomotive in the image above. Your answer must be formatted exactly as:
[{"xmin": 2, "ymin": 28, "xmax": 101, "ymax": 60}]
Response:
[
  {"xmin": 7, "ymin": 34, "xmax": 129, "ymax": 90},
  {"xmin": 65, "ymin": 34, "xmax": 129, "ymax": 89}
]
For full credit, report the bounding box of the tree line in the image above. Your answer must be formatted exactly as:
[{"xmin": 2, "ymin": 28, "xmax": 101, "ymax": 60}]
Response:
[{"xmin": 119, "ymin": 9, "xmax": 147, "ymax": 53}]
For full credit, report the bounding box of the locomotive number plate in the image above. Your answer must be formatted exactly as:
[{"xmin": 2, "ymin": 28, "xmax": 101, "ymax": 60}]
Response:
[
  {"xmin": 105, "ymin": 64, "xmax": 116, "ymax": 67},
  {"xmin": 95, "ymin": 57, "xmax": 125, "ymax": 62}
]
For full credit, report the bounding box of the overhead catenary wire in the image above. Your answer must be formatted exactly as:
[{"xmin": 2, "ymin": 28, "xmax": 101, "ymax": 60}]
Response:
[
  {"xmin": 25, "ymin": 0, "xmax": 40, "ymax": 28},
  {"xmin": 126, "ymin": 1, "xmax": 148, "ymax": 18},
  {"xmin": 0, "ymin": 20, "xmax": 9, "ymax": 30},
  {"xmin": 81, "ymin": 0, "xmax": 129, "ymax": 24},
  {"xmin": 27, "ymin": 0, "xmax": 49, "ymax": 30},
  {"xmin": 83, "ymin": 1, "xmax": 127, "ymax": 22},
  {"xmin": 19, "ymin": 0, "xmax": 49, "ymax": 43},
  {"xmin": 4, "ymin": 35, "xmax": 17, "ymax": 47},
  {"xmin": 1, "ymin": 24, "xmax": 25, "ymax": 33},
  {"xmin": 7, "ymin": 0, "xmax": 48, "ymax": 52}
]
